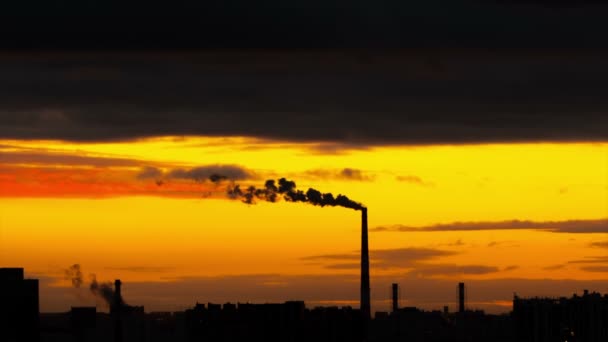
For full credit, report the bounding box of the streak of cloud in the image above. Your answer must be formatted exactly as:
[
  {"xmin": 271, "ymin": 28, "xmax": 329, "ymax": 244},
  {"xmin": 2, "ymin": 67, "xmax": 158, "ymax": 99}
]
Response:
[
  {"xmin": 299, "ymin": 168, "xmax": 375, "ymax": 181},
  {"xmin": 373, "ymin": 218, "xmax": 608, "ymax": 233},
  {"xmin": 395, "ymin": 175, "xmax": 434, "ymax": 187}
]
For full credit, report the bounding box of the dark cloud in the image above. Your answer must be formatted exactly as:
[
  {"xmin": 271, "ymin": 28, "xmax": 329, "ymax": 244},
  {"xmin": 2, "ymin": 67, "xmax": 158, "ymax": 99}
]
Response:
[
  {"xmin": 2, "ymin": 0, "xmax": 608, "ymax": 49},
  {"xmin": 301, "ymin": 253, "xmax": 360, "ymax": 261},
  {"xmin": 302, "ymin": 168, "xmax": 374, "ymax": 181},
  {"xmin": 580, "ymin": 266, "xmax": 608, "ymax": 273},
  {"xmin": 136, "ymin": 166, "xmax": 164, "ymax": 180},
  {"xmin": 447, "ymin": 239, "xmax": 465, "ymax": 247},
  {"xmin": 568, "ymin": 256, "xmax": 608, "ymax": 264},
  {"xmin": 395, "ymin": 175, "xmax": 423, "ymax": 183},
  {"xmin": 543, "ymin": 264, "xmax": 566, "ymax": 270},
  {"xmin": 0, "ymin": 51, "xmax": 607, "ymax": 145},
  {"xmin": 487, "ymin": 241, "xmax": 520, "ymax": 248},
  {"xmin": 495, "ymin": 0, "xmax": 607, "ymax": 7},
  {"xmin": 406, "ymin": 264, "xmax": 500, "ymax": 277},
  {"xmin": 373, "ymin": 218, "xmax": 608, "ymax": 233},
  {"xmin": 304, "ymin": 143, "xmax": 373, "ymax": 155},
  {"xmin": 373, "ymin": 248, "xmax": 457, "ymax": 265},
  {"xmin": 323, "ymin": 263, "xmax": 361, "ymax": 270},
  {"xmin": 136, "ymin": 164, "xmax": 256, "ymax": 182},
  {"xmin": 503, "ymin": 265, "xmax": 519, "ymax": 271},
  {"xmin": 395, "ymin": 175, "xmax": 434, "ymax": 186},
  {"xmin": 340, "ymin": 168, "xmax": 372, "ymax": 181},
  {"xmin": 104, "ymin": 266, "xmax": 174, "ymax": 273},
  {"xmin": 589, "ymin": 241, "xmax": 608, "ymax": 248},
  {"xmin": 165, "ymin": 165, "xmax": 254, "ymax": 182},
  {"xmin": 304, "ymin": 247, "xmax": 457, "ymax": 270}
]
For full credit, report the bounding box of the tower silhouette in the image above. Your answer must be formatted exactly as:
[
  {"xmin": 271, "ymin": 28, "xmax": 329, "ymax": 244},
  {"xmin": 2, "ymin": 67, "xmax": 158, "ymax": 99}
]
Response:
[{"xmin": 360, "ymin": 208, "xmax": 371, "ymax": 320}]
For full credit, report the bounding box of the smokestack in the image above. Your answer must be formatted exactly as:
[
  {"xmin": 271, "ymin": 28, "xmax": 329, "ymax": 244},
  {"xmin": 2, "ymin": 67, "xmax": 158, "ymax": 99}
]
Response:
[
  {"xmin": 458, "ymin": 282, "xmax": 465, "ymax": 313},
  {"xmin": 113, "ymin": 280, "xmax": 123, "ymax": 313},
  {"xmin": 391, "ymin": 283, "xmax": 399, "ymax": 313},
  {"xmin": 113, "ymin": 280, "xmax": 123, "ymax": 342},
  {"xmin": 361, "ymin": 208, "xmax": 371, "ymax": 320}
]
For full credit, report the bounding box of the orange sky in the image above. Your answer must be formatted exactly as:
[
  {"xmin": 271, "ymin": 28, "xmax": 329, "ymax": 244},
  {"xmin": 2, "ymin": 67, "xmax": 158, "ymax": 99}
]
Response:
[{"xmin": 1, "ymin": 137, "xmax": 607, "ymax": 313}]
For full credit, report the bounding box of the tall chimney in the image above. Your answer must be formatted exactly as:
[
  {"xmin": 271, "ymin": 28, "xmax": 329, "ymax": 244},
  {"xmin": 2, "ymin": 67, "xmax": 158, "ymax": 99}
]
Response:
[
  {"xmin": 458, "ymin": 282, "xmax": 465, "ymax": 313},
  {"xmin": 113, "ymin": 280, "xmax": 123, "ymax": 342},
  {"xmin": 391, "ymin": 283, "xmax": 399, "ymax": 313},
  {"xmin": 361, "ymin": 208, "xmax": 371, "ymax": 320}
]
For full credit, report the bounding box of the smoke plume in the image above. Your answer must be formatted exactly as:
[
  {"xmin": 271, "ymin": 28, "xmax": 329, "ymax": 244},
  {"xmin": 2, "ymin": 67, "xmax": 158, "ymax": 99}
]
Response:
[
  {"xmin": 89, "ymin": 275, "xmax": 124, "ymax": 307},
  {"xmin": 65, "ymin": 264, "xmax": 126, "ymax": 308},
  {"xmin": 226, "ymin": 177, "xmax": 364, "ymax": 210},
  {"xmin": 65, "ymin": 264, "xmax": 84, "ymax": 288}
]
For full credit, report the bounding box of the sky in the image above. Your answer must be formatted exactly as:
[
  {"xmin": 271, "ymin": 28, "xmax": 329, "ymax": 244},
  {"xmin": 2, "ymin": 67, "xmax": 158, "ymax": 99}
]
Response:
[
  {"xmin": 1, "ymin": 135, "xmax": 606, "ymax": 314},
  {"xmin": 1, "ymin": 0, "xmax": 608, "ymax": 315}
]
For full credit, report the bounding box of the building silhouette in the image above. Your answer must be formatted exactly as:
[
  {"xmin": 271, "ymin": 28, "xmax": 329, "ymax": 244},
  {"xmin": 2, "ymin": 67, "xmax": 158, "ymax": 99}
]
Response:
[
  {"xmin": 513, "ymin": 290, "xmax": 608, "ymax": 342},
  {"xmin": 70, "ymin": 307, "xmax": 96, "ymax": 342},
  {"xmin": 184, "ymin": 300, "xmax": 365, "ymax": 342},
  {"xmin": 0, "ymin": 268, "xmax": 39, "ymax": 342},
  {"xmin": 0, "ymin": 268, "xmax": 598, "ymax": 342}
]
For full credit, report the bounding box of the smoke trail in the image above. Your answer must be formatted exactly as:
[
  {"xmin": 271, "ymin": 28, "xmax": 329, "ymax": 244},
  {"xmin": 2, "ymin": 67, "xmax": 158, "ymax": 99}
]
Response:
[
  {"xmin": 89, "ymin": 275, "xmax": 125, "ymax": 308},
  {"xmin": 65, "ymin": 264, "xmax": 84, "ymax": 288},
  {"xmin": 226, "ymin": 177, "xmax": 364, "ymax": 210},
  {"xmin": 65, "ymin": 264, "xmax": 126, "ymax": 308}
]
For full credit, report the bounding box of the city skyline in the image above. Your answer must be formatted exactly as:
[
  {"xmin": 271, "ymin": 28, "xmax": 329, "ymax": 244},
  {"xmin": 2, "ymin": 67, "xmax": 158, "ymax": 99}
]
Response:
[
  {"xmin": 2, "ymin": 135, "xmax": 606, "ymax": 314},
  {"xmin": 1, "ymin": 1, "xmax": 608, "ymax": 319}
]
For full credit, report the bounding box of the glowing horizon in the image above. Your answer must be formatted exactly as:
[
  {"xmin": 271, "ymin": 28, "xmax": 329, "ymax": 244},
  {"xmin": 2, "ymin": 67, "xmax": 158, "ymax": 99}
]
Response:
[{"xmin": 1, "ymin": 137, "xmax": 607, "ymax": 313}]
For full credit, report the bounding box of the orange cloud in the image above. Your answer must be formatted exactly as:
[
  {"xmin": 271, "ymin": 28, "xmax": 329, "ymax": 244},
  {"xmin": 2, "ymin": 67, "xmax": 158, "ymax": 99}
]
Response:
[{"xmin": 0, "ymin": 166, "xmax": 221, "ymax": 198}]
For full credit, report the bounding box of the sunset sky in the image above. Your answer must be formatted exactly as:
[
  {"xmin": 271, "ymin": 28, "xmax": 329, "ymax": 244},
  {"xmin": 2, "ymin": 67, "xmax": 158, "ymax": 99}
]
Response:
[
  {"xmin": 1, "ymin": 133, "xmax": 606, "ymax": 313},
  {"xmin": 1, "ymin": 6, "xmax": 608, "ymax": 312}
]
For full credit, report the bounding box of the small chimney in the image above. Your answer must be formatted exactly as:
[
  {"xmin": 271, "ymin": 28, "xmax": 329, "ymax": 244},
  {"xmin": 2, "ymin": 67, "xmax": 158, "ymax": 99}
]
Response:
[
  {"xmin": 113, "ymin": 280, "xmax": 123, "ymax": 312},
  {"xmin": 391, "ymin": 283, "xmax": 399, "ymax": 313},
  {"xmin": 458, "ymin": 282, "xmax": 465, "ymax": 313},
  {"xmin": 360, "ymin": 208, "xmax": 371, "ymax": 320}
]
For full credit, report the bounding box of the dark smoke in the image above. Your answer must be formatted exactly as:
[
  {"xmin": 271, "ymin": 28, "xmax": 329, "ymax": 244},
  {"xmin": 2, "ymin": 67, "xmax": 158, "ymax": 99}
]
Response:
[
  {"xmin": 65, "ymin": 264, "xmax": 126, "ymax": 308},
  {"xmin": 65, "ymin": 264, "xmax": 84, "ymax": 288},
  {"xmin": 90, "ymin": 275, "xmax": 125, "ymax": 308},
  {"xmin": 226, "ymin": 177, "xmax": 364, "ymax": 210}
]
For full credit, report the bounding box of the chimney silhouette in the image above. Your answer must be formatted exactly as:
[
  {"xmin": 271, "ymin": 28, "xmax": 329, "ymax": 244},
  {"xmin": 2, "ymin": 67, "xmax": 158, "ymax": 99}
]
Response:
[
  {"xmin": 458, "ymin": 282, "xmax": 465, "ymax": 313},
  {"xmin": 113, "ymin": 280, "xmax": 123, "ymax": 342},
  {"xmin": 361, "ymin": 208, "xmax": 371, "ymax": 320},
  {"xmin": 113, "ymin": 280, "xmax": 123, "ymax": 312},
  {"xmin": 391, "ymin": 283, "xmax": 399, "ymax": 313}
]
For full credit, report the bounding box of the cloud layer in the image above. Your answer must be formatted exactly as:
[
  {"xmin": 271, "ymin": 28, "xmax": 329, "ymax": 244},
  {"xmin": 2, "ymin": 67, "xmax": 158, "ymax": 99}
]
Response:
[
  {"xmin": 304, "ymin": 247, "xmax": 499, "ymax": 276},
  {"xmin": 302, "ymin": 168, "xmax": 374, "ymax": 182},
  {"xmin": 374, "ymin": 219, "xmax": 608, "ymax": 233},
  {"xmin": 0, "ymin": 51, "xmax": 607, "ymax": 145},
  {"xmin": 3, "ymin": 0, "xmax": 608, "ymax": 48}
]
